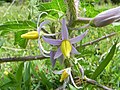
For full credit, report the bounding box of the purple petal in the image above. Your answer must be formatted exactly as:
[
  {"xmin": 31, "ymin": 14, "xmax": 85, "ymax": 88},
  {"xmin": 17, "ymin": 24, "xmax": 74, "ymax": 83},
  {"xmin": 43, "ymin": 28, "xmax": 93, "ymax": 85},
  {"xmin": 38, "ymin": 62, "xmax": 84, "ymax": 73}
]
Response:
[
  {"xmin": 37, "ymin": 20, "xmax": 49, "ymax": 34},
  {"xmin": 94, "ymin": 15, "xmax": 120, "ymax": 27},
  {"xmin": 96, "ymin": 6, "xmax": 120, "ymax": 17},
  {"xmin": 61, "ymin": 18, "xmax": 69, "ymax": 40},
  {"xmin": 70, "ymin": 30, "xmax": 88, "ymax": 44},
  {"xmin": 54, "ymin": 47, "xmax": 62, "ymax": 59},
  {"xmin": 58, "ymin": 55, "xmax": 64, "ymax": 64},
  {"xmin": 71, "ymin": 45, "xmax": 79, "ymax": 54},
  {"xmin": 50, "ymin": 51, "xmax": 57, "ymax": 67},
  {"xmin": 42, "ymin": 36, "xmax": 62, "ymax": 45}
]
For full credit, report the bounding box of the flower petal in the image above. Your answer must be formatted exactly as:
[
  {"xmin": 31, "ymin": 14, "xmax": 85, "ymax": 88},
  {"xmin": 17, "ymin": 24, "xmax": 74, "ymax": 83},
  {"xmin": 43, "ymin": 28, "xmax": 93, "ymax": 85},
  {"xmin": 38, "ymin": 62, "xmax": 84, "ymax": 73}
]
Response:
[
  {"xmin": 37, "ymin": 20, "xmax": 50, "ymax": 34},
  {"xmin": 53, "ymin": 70, "xmax": 64, "ymax": 74},
  {"xmin": 70, "ymin": 30, "xmax": 88, "ymax": 44},
  {"xmin": 69, "ymin": 72, "xmax": 82, "ymax": 89},
  {"xmin": 71, "ymin": 45, "xmax": 79, "ymax": 54},
  {"xmin": 50, "ymin": 51, "xmax": 57, "ymax": 67},
  {"xmin": 61, "ymin": 18, "xmax": 69, "ymax": 40},
  {"xmin": 94, "ymin": 15, "xmax": 120, "ymax": 27},
  {"xmin": 96, "ymin": 6, "xmax": 120, "ymax": 17},
  {"xmin": 42, "ymin": 36, "xmax": 62, "ymax": 45},
  {"xmin": 58, "ymin": 55, "xmax": 64, "ymax": 64},
  {"xmin": 38, "ymin": 39, "xmax": 50, "ymax": 57},
  {"xmin": 54, "ymin": 47, "xmax": 62, "ymax": 59}
]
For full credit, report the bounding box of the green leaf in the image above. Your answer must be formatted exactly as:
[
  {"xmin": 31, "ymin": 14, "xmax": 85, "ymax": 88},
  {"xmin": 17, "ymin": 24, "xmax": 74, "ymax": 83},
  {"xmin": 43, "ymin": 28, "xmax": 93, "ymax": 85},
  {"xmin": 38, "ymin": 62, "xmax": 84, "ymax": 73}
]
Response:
[
  {"xmin": 0, "ymin": 21, "xmax": 36, "ymax": 31},
  {"xmin": 0, "ymin": 73, "xmax": 18, "ymax": 89},
  {"xmin": 39, "ymin": 70, "xmax": 52, "ymax": 90},
  {"xmin": 31, "ymin": 62, "xmax": 40, "ymax": 79},
  {"xmin": 0, "ymin": 81, "xmax": 18, "ymax": 89},
  {"xmin": 91, "ymin": 40, "xmax": 118, "ymax": 79},
  {"xmin": 15, "ymin": 62, "xmax": 24, "ymax": 90},
  {"xmin": 38, "ymin": 0, "xmax": 66, "ymax": 12},
  {"xmin": 14, "ymin": 30, "xmax": 28, "ymax": 48},
  {"xmin": 7, "ymin": 73, "xmax": 17, "ymax": 83},
  {"xmin": 23, "ymin": 62, "xmax": 31, "ymax": 90},
  {"xmin": 38, "ymin": 0, "xmax": 66, "ymax": 19}
]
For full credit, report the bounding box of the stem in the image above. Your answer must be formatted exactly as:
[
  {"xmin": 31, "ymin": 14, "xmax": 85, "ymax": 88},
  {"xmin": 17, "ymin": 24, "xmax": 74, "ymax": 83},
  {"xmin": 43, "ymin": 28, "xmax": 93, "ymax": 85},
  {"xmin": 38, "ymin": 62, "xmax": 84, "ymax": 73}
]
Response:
[
  {"xmin": 65, "ymin": 0, "xmax": 78, "ymax": 26},
  {"xmin": 64, "ymin": 58, "xmax": 71, "ymax": 68},
  {"xmin": 82, "ymin": 32, "xmax": 116, "ymax": 47},
  {"xmin": 83, "ymin": 77, "xmax": 113, "ymax": 90},
  {"xmin": 75, "ymin": 17, "xmax": 92, "ymax": 24},
  {"xmin": 0, "ymin": 55, "xmax": 48, "ymax": 63}
]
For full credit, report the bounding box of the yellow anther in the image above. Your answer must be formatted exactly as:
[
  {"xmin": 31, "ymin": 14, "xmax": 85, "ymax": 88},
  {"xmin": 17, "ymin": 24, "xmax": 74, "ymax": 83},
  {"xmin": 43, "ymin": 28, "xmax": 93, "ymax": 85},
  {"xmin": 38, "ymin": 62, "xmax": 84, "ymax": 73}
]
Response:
[
  {"xmin": 60, "ymin": 70, "xmax": 69, "ymax": 82},
  {"xmin": 21, "ymin": 31, "xmax": 39, "ymax": 39},
  {"xmin": 60, "ymin": 40, "xmax": 72, "ymax": 58}
]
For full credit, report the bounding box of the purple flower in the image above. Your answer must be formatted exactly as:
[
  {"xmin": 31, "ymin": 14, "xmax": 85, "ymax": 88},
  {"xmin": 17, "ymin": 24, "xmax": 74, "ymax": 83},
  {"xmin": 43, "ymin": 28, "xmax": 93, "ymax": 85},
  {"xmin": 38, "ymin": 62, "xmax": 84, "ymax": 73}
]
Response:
[
  {"xmin": 43, "ymin": 18, "xmax": 88, "ymax": 60},
  {"xmin": 92, "ymin": 6, "xmax": 120, "ymax": 27}
]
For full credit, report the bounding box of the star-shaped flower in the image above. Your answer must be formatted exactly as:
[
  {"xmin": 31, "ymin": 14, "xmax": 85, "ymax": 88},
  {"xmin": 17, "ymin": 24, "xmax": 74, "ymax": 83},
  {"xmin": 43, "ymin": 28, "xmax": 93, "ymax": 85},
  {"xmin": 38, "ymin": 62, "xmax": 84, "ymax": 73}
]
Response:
[
  {"xmin": 53, "ymin": 67, "xmax": 82, "ymax": 89},
  {"xmin": 42, "ymin": 18, "xmax": 88, "ymax": 59}
]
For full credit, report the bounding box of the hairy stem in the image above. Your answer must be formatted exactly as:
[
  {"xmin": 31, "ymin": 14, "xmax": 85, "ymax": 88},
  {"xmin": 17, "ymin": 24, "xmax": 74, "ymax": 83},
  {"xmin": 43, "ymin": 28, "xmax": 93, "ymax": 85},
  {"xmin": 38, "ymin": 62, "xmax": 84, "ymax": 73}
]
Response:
[{"xmin": 65, "ymin": 0, "xmax": 79, "ymax": 26}]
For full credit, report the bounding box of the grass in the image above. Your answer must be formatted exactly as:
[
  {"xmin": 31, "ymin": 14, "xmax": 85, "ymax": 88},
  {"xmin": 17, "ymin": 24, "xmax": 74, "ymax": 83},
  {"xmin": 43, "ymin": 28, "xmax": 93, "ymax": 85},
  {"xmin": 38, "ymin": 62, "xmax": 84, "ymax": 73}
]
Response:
[{"xmin": 0, "ymin": 1, "xmax": 120, "ymax": 90}]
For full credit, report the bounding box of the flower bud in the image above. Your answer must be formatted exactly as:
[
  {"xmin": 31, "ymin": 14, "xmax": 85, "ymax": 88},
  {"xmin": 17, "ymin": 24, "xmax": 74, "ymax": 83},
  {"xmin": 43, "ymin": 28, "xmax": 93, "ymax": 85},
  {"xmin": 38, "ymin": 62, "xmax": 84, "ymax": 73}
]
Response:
[
  {"xmin": 91, "ymin": 6, "xmax": 120, "ymax": 27},
  {"xmin": 60, "ymin": 70, "xmax": 69, "ymax": 82},
  {"xmin": 21, "ymin": 31, "xmax": 39, "ymax": 39},
  {"xmin": 60, "ymin": 40, "xmax": 72, "ymax": 58}
]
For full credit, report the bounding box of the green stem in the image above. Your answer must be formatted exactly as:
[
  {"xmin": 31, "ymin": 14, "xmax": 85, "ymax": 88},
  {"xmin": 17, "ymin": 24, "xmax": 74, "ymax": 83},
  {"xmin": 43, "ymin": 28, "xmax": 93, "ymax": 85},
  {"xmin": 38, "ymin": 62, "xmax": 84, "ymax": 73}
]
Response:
[
  {"xmin": 70, "ymin": 58, "xmax": 82, "ymax": 78},
  {"xmin": 64, "ymin": 58, "xmax": 72, "ymax": 68}
]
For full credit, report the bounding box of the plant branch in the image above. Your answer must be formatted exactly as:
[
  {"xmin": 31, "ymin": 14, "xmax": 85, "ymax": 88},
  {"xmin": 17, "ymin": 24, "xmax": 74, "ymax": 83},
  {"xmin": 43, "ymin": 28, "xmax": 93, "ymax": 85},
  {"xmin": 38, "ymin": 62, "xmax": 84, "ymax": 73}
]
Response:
[
  {"xmin": 76, "ymin": 17, "xmax": 92, "ymax": 24},
  {"xmin": 84, "ymin": 76, "xmax": 113, "ymax": 90},
  {"xmin": 0, "ymin": 55, "xmax": 48, "ymax": 63},
  {"xmin": 82, "ymin": 32, "xmax": 116, "ymax": 47},
  {"xmin": 0, "ymin": 32, "xmax": 116, "ymax": 63}
]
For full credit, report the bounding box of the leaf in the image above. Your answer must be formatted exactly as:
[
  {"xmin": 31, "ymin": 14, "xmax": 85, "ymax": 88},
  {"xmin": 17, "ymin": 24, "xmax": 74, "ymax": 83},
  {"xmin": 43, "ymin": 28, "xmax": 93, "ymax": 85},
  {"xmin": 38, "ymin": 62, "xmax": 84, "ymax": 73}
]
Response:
[
  {"xmin": 15, "ymin": 62, "xmax": 24, "ymax": 90},
  {"xmin": 23, "ymin": 62, "xmax": 31, "ymax": 90},
  {"xmin": 38, "ymin": 0, "xmax": 66, "ymax": 19},
  {"xmin": 91, "ymin": 40, "xmax": 118, "ymax": 79},
  {"xmin": 0, "ymin": 81, "xmax": 18, "ymax": 89},
  {"xmin": 0, "ymin": 73, "xmax": 18, "ymax": 89},
  {"xmin": 38, "ymin": 0, "xmax": 66, "ymax": 12},
  {"xmin": 14, "ymin": 30, "xmax": 28, "ymax": 48},
  {"xmin": 0, "ymin": 21, "xmax": 36, "ymax": 31},
  {"xmin": 0, "ymin": 30, "xmax": 9, "ymax": 36},
  {"xmin": 39, "ymin": 70, "xmax": 52, "ymax": 90}
]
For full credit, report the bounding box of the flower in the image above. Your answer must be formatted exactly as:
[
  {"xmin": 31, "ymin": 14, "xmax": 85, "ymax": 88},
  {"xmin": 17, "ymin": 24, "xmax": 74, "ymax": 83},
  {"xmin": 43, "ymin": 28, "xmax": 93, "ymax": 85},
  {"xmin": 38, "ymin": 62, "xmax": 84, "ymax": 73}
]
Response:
[
  {"xmin": 42, "ymin": 18, "xmax": 88, "ymax": 60},
  {"xmin": 53, "ymin": 67, "xmax": 82, "ymax": 89},
  {"xmin": 21, "ymin": 31, "xmax": 39, "ymax": 39},
  {"xmin": 91, "ymin": 6, "xmax": 120, "ymax": 27}
]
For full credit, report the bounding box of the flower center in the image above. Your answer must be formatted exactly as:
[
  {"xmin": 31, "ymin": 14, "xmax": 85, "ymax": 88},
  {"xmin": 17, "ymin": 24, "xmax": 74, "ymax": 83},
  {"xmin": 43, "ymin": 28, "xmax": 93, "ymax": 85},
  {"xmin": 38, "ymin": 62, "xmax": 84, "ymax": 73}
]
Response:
[
  {"xmin": 60, "ymin": 40, "xmax": 72, "ymax": 58},
  {"xmin": 60, "ymin": 70, "xmax": 69, "ymax": 82}
]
